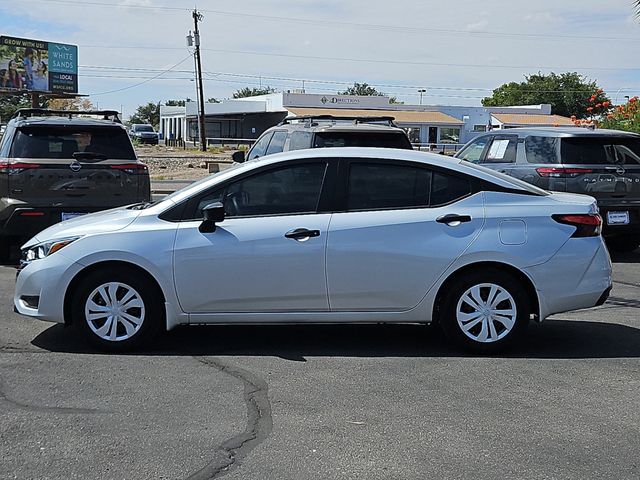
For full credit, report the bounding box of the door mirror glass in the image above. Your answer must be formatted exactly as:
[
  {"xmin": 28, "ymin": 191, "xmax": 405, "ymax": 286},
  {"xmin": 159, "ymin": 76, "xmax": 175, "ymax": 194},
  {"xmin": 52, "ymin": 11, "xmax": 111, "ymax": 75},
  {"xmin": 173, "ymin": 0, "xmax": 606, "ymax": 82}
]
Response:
[
  {"xmin": 199, "ymin": 202, "xmax": 225, "ymax": 233},
  {"xmin": 232, "ymin": 150, "xmax": 246, "ymax": 163}
]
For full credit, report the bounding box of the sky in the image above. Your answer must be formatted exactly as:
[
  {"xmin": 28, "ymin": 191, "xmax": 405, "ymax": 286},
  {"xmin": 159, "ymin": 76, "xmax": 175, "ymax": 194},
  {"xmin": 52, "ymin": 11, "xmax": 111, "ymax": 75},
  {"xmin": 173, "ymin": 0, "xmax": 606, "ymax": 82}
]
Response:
[{"xmin": 1, "ymin": 0, "xmax": 639, "ymax": 119}]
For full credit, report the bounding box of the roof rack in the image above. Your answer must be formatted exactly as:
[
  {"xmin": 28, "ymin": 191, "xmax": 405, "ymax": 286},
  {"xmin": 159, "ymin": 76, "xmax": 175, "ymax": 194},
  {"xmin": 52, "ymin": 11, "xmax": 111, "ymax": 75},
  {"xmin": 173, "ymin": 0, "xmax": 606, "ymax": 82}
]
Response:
[
  {"xmin": 11, "ymin": 109, "xmax": 122, "ymax": 123},
  {"xmin": 279, "ymin": 115, "xmax": 398, "ymax": 127}
]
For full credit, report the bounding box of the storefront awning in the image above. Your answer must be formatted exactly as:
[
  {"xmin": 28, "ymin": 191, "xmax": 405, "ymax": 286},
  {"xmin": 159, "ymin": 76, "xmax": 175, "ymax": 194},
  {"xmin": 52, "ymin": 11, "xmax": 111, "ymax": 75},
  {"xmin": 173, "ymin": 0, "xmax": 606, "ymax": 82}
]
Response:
[
  {"xmin": 286, "ymin": 108, "xmax": 463, "ymax": 125},
  {"xmin": 491, "ymin": 113, "xmax": 574, "ymax": 126}
]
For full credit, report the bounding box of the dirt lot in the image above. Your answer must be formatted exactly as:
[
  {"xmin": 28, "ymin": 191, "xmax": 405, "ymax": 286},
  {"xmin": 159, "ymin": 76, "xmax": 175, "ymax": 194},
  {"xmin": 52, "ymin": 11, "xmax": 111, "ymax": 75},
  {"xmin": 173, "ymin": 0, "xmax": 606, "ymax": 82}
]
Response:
[{"xmin": 135, "ymin": 145, "xmax": 237, "ymax": 181}]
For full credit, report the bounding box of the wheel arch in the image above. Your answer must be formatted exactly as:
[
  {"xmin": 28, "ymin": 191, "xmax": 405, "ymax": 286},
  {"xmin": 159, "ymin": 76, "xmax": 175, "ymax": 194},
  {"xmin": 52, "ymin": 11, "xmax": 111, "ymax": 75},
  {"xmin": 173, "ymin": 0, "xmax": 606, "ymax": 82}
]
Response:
[
  {"xmin": 63, "ymin": 260, "xmax": 167, "ymax": 326},
  {"xmin": 432, "ymin": 261, "xmax": 540, "ymax": 324}
]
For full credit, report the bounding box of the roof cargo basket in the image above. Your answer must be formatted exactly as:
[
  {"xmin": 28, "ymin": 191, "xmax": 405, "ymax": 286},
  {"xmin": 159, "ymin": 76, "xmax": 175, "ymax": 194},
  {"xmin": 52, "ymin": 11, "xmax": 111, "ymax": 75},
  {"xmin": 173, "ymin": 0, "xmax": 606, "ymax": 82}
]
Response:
[
  {"xmin": 11, "ymin": 109, "xmax": 122, "ymax": 123},
  {"xmin": 279, "ymin": 115, "xmax": 398, "ymax": 127}
]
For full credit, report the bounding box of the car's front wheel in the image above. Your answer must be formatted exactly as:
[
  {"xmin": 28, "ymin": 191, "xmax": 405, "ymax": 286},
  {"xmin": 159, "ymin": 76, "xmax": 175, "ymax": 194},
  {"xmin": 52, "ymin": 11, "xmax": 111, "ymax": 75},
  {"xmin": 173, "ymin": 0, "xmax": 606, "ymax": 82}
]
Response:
[
  {"xmin": 440, "ymin": 269, "xmax": 531, "ymax": 353},
  {"xmin": 71, "ymin": 268, "xmax": 163, "ymax": 351}
]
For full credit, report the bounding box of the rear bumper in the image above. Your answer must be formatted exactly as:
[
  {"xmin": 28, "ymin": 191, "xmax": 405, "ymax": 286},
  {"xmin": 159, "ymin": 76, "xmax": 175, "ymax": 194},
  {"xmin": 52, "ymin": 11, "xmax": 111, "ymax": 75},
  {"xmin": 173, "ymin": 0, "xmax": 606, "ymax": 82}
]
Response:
[
  {"xmin": 525, "ymin": 237, "xmax": 612, "ymax": 320},
  {"xmin": 598, "ymin": 205, "xmax": 640, "ymax": 236}
]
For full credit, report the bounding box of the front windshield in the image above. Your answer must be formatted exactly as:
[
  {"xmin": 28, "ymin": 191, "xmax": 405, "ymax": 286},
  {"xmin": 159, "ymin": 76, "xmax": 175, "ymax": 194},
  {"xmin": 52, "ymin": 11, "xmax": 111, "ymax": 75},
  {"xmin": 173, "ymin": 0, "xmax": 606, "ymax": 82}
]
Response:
[
  {"xmin": 135, "ymin": 125, "xmax": 154, "ymax": 132},
  {"xmin": 159, "ymin": 163, "xmax": 245, "ymax": 204}
]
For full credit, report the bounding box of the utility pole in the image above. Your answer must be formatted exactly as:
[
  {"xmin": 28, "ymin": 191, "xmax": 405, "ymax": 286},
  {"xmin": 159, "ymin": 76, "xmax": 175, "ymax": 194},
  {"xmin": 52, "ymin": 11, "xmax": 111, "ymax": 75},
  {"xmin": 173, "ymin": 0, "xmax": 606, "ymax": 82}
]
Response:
[
  {"xmin": 418, "ymin": 89, "xmax": 426, "ymax": 106},
  {"xmin": 192, "ymin": 9, "xmax": 207, "ymax": 151}
]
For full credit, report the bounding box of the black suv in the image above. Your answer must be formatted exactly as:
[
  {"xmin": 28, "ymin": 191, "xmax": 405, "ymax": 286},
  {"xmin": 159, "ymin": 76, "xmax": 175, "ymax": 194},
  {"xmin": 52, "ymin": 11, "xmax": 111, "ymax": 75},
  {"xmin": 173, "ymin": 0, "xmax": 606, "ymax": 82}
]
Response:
[
  {"xmin": 232, "ymin": 115, "xmax": 413, "ymax": 163},
  {"xmin": 0, "ymin": 109, "xmax": 151, "ymax": 262},
  {"xmin": 456, "ymin": 127, "xmax": 640, "ymax": 251}
]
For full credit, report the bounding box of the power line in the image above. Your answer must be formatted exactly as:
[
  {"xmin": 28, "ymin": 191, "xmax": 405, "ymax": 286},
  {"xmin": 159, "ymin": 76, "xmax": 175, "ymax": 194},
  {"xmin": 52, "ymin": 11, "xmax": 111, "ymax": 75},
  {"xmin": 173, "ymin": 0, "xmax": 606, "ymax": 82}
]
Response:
[
  {"xmin": 75, "ymin": 45, "xmax": 640, "ymax": 72},
  {"xmin": 87, "ymin": 54, "xmax": 193, "ymax": 95},
  {"xmin": 77, "ymin": 65, "xmax": 640, "ymax": 94},
  {"xmin": 15, "ymin": 0, "xmax": 640, "ymax": 43}
]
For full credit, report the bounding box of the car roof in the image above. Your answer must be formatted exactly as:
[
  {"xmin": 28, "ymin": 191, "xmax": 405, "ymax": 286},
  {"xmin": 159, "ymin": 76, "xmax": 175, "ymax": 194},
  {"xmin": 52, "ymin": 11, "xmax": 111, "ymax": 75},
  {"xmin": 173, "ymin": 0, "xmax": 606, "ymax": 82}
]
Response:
[
  {"xmin": 476, "ymin": 127, "xmax": 640, "ymax": 139},
  {"xmin": 155, "ymin": 147, "xmax": 540, "ymax": 209}
]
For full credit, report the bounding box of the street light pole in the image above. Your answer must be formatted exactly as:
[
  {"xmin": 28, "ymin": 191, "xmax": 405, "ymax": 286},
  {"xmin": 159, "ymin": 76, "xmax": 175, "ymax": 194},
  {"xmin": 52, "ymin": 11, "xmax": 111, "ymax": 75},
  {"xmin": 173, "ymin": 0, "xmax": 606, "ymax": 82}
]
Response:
[
  {"xmin": 192, "ymin": 9, "xmax": 207, "ymax": 152},
  {"xmin": 418, "ymin": 89, "xmax": 427, "ymax": 106}
]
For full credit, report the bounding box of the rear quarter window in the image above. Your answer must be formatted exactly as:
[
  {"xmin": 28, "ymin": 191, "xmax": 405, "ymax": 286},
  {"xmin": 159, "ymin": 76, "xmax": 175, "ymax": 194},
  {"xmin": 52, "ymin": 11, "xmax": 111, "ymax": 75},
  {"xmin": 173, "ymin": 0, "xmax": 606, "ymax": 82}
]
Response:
[
  {"xmin": 561, "ymin": 137, "xmax": 640, "ymax": 165},
  {"xmin": 314, "ymin": 132, "xmax": 412, "ymax": 149}
]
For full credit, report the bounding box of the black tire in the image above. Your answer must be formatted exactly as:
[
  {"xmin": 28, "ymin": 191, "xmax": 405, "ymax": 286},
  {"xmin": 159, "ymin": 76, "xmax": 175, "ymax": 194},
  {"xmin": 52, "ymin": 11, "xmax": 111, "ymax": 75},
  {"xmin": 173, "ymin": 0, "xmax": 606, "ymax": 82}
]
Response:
[
  {"xmin": 440, "ymin": 268, "xmax": 531, "ymax": 354},
  {"xmin": 71, "ymin": 268, "xmax": 164, "ymax": 352},
  {"xmin": 605, "ymin": 236, "xmax": 639, "ymax": 253}
]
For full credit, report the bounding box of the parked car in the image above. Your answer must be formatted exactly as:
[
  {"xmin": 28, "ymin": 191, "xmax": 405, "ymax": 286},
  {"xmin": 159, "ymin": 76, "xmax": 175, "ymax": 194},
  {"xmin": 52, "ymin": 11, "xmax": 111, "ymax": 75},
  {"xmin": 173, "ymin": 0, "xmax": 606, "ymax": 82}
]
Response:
[
  {"xmin": 232, "ymin": 115, "xmax": 413, "ymax": 163},
  {"xmin": 15, "ymin": 147, "xmax": 611, "ymax": 353},
  {"xmin": 129, "ymin": 123, "xmax": 159, "ymax": 144},
  {"xmin": 455, "ymin": 127, "xmax": 640, "ymax": 251},
  {"xmin": 0, "ymin": 109, "xmax": 151, "ymax": 263}
]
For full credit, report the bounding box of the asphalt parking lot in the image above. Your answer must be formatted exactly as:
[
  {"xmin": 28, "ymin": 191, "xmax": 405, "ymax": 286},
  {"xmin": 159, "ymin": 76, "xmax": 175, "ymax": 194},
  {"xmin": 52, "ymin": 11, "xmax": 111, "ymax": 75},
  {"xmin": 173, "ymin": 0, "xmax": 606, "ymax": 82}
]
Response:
[{"xmin": 1, "ymin": 251, "xmax": 639, "ymax": 480}]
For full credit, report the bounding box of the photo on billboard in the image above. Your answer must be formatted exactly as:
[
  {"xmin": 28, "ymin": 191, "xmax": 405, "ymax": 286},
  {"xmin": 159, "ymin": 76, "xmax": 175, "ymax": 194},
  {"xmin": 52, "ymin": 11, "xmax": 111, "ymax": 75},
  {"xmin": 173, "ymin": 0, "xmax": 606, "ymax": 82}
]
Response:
[{"xmin": 0, "ymin": 36, "xmax": 77, "ymax": 94}]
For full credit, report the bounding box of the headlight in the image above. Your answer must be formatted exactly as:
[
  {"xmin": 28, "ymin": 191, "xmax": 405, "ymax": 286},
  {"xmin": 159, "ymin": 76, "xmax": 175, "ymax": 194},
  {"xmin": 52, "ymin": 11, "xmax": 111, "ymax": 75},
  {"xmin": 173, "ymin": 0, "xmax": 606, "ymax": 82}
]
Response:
[{"xmin": 23, "ymin": 237, "xmax": 81, "ymax": 263}]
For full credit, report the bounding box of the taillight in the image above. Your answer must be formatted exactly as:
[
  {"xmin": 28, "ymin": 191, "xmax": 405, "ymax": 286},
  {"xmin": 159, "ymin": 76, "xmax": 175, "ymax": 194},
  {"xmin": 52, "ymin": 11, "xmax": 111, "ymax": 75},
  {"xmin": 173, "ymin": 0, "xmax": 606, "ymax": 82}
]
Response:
[
  {"xmin": 553, "ymin": 214, "xmax": 602, "ymax": 237},
  {"xmin": 110, "ymin": 163, "xmax": 148, "ymax": 174},
  {"xmin": 0, "ymin": 162, "xmax": 41, "ymax": 172},
  {"xmin": 536, "ymin": 167, "xmax": 593, "ymax": 178}
]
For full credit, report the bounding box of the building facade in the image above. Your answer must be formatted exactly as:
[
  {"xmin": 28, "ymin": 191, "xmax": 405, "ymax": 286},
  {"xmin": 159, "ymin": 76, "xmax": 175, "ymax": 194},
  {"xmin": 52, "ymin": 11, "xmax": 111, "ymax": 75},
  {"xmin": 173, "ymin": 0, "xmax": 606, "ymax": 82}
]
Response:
[{"xmin": 159, "ymin": 93, "xmax": 574, "ymax": 147}]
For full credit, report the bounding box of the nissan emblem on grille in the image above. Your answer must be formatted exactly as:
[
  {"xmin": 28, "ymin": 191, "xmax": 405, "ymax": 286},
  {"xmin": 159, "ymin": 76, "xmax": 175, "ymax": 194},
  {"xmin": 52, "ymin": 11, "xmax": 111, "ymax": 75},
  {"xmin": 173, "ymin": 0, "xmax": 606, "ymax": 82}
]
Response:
[{"xmin": 70, "ymin": 161, "xmax": 82, "ymax": 172}]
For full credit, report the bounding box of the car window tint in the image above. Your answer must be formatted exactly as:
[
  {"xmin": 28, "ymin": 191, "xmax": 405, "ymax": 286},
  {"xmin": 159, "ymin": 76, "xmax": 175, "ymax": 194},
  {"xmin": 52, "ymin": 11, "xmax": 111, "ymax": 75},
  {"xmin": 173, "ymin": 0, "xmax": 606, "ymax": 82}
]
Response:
[
  {"xmin": 430, "ymin": 172, "xmax": 472, "ymax": 206},
  {"xmin": 247, "ymin": 132, "xmax": 273, "ymax": 161},
  {"xmin": 265, "ymin": 131, "xmax": 287, "ymax": 155},
  {"xmin": 458, "ymin": 137, "xmax": 490, "ymax": 163},
  {"xmin": 484, "ymin": 138, "xmax": 517, "ymax": 163},
  {"xmin": 289, "ymin": 131, "xmax": 313, "ymax": 151},
  {"xmin": 224, "ymin": 163, "xmax": 327, "ymax": 217},
  {"xmin": 561, "ymin": 137, "xmax": 640, "ymax": 165},
  {"xmin": 10, "ymin": 126, "xmax": 135, "ymax": 159},
  {"xmin": 347, "ymin": 163, "xmax": 431, "ymax": 210},
  {"xmin": 194, "ymin": 189, "xmax": 225, "ymax": 219},
  {"xmin": 525, "ymin": 136, "xmax": 558, "ymax": 164},
  {"xmin": 314, "ymin": 132, "xmax": 413, "ymax": 149}
]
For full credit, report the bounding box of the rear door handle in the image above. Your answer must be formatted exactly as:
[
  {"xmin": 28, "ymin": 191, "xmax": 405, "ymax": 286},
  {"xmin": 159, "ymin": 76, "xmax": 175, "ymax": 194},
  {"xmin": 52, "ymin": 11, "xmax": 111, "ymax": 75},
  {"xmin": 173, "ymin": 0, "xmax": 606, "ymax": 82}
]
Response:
[
  {"xmin": 436, "ymin": 214, "xmax": 472, "ymax": 225},
  {"xmin": 285, "ymin": 228, "xmax": 320, "ymax": 241}
]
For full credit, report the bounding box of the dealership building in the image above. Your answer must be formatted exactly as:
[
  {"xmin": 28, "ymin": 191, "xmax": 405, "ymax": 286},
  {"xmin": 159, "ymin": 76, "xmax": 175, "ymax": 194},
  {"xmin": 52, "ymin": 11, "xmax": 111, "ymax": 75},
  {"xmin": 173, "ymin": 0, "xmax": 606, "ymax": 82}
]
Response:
[{"xmin": 159, "ymin": 92, "xmax": 574, "ymax": 147}]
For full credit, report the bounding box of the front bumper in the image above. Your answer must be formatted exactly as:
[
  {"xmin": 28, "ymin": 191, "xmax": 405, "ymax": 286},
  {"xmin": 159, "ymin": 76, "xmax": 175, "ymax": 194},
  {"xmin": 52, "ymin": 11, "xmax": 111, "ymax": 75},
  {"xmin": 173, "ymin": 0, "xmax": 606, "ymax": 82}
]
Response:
[{"xmin": 14, "ymin": 252, "xmax": 83, "ymax": 323}]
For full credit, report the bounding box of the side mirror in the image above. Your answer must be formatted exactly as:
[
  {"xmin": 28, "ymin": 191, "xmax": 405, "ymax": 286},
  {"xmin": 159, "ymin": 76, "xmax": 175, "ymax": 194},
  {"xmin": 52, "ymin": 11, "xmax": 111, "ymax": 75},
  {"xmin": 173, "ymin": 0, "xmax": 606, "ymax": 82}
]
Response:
[
  {"xmin": 232, "ymin": 150, "xmax": 246, "ymax": 163},
  {"xmin": 199, "ymin": 202, "xmax": 225, "ymax": 233}
]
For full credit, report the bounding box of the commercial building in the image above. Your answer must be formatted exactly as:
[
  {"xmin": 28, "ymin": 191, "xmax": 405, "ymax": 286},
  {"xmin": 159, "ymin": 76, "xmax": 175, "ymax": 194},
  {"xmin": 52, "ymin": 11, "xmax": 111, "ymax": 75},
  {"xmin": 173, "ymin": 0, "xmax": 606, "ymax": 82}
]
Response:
[{"xmin": 159, "ymin": 92, "xmax": 574, "ymax": 147}]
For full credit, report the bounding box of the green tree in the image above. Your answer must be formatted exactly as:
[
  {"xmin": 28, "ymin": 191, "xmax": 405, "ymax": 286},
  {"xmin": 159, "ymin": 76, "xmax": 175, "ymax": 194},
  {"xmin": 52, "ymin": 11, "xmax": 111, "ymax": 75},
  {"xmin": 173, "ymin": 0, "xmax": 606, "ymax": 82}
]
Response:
[
  {"xmin": 206, "ymin": 97, "xmax": 221, "ymax": 103},
  {"xmin": 232, "ymin": 87, "xmax": 276, "ymax": 99},
  {"xmin": 339, "ymin": 82, "xmax": 384, "ymax": 96},
  {"xmin": 599, "ymin": 96, "xmax": 640, "ymax": 133},
  {"xmin": 0, "ymin": 94, "xmax": 31, "ymax": 123},
  {"xmin": 482, "ymin": 72, "xmax": 610, "ymax": 119},
  {"xmin": 165, "ymin": 99, "xmax": 186, "ymax": 106},
  {"xmin": 129, "ymin": 102, "xmax": 159, "ymax": 128},
  {"xmin": 48, "ymin": 97, "xmax": 94, "ymax": 111}
]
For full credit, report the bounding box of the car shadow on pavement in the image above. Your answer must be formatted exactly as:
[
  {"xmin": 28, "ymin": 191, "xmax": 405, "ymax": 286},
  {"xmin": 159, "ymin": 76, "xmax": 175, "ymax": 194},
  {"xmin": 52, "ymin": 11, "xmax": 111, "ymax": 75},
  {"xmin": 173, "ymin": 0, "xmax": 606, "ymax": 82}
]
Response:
[
  {"xmin": 32, "ymin": 319, "xmax": 640, "ymax": 360},
  {"xmin": 609, "ymin": 249, "xmax": 640, "ymax": 264}
]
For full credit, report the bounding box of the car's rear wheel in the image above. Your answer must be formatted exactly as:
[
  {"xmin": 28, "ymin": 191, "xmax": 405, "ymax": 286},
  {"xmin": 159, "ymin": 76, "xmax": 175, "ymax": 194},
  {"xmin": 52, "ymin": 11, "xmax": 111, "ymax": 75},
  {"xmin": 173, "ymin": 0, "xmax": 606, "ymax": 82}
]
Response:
[
  {"xmin": 440, "ymin": 269, "xmax": 530, "ymax": 353},
  {"xmin": 71, "ymin": 268, "xmax": 163, "ymax": 351}
]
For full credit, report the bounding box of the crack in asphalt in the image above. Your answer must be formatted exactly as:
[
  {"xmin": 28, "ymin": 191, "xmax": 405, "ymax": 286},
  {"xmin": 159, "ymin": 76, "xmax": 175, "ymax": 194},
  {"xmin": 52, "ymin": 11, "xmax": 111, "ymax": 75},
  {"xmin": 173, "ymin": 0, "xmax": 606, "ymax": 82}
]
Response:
[
  {"xmin": 606, "ymin": 295, "xmax": 640, "ymax": 309},
  {"xmin": 0, "ymin": 379, "xmax": 104, "ymax": 414},
  {"xmin": 186, "ymin": 357, "xmax": 273, "ymax": 480},
  {"xmin": 613, "ymin": 279, "xmax": 640, "ymax": 289}
]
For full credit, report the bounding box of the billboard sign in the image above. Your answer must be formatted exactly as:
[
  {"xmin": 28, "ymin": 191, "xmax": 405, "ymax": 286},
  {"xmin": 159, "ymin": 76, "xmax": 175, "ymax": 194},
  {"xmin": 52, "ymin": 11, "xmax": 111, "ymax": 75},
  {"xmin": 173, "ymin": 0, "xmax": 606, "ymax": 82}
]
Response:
[{"xmin": 0, "ymin": 36, "xmax": 78, "ymax": 94}]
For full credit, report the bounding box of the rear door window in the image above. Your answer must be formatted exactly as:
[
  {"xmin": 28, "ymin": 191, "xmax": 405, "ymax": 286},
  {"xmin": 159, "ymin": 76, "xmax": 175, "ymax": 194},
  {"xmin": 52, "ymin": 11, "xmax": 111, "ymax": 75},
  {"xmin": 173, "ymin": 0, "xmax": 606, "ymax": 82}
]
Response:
[
  {"xmin": 561, "ymin": 137, "xmax": 640, "ymax": 165},
  {"xmin": 289, "ymin": 131, "xmax": 313, "ymax": 151},
  {"xmin": 525, "ymin": 136, "xmax": 558, "ymax": 164},
  {"xmin": 9, "ymin": 126, "xmax": 135, "ymax": 160}
]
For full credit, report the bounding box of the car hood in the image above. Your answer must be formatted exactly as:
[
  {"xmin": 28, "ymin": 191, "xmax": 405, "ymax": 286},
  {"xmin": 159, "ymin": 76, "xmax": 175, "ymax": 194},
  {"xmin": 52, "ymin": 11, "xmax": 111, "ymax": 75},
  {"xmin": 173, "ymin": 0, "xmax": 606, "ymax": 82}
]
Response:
[{"xmin": 24, "ymin": 206, "xmax": 142, "ymax": 248}]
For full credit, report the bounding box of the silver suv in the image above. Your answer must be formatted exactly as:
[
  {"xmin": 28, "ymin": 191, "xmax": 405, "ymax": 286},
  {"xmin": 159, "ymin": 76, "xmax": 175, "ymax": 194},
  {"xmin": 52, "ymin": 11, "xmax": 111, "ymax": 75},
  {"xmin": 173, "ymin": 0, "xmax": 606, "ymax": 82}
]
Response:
[
  {"xmin": 456, "ymin": 127, "xmax": 640, "ymax": 251},
  {"xmin": 232, "ymin": 115, "xmax": 413, "ymax": 163},
  {"xmin": 0, "ymin": 109, "xmax": 151, "ymax": 262}
]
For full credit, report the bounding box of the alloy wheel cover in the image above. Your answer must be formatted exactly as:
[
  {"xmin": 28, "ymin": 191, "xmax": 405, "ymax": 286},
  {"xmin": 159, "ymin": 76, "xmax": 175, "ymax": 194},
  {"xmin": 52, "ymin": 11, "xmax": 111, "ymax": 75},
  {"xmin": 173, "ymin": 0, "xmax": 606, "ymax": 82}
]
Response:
[
  {"xmin": 455, "ymin": 283, "xmax": 517, "ymax": 343},
  {"xmin": 84, "ymin": 282, "xmax": 146, "ymax": 342}
]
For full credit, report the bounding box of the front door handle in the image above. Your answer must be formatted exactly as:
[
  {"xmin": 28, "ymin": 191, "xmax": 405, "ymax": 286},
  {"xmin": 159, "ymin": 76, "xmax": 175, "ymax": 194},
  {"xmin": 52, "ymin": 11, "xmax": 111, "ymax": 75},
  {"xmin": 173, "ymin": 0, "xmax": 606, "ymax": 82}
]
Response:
[
  {"xmin": 436, "ymin": 214, "xmax": 472, "ymax": 225},
  {"xmin": 285, "ymin": 228, "xmax": 321, "ymax": 241}
]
